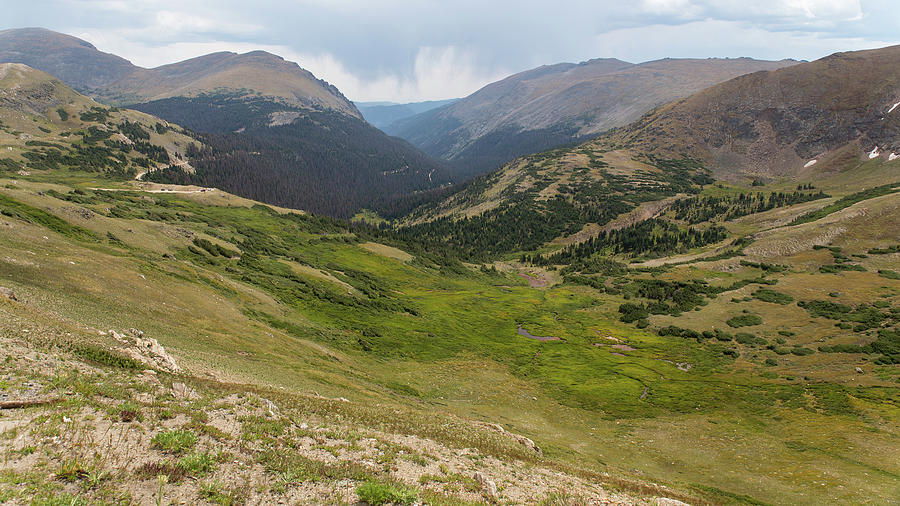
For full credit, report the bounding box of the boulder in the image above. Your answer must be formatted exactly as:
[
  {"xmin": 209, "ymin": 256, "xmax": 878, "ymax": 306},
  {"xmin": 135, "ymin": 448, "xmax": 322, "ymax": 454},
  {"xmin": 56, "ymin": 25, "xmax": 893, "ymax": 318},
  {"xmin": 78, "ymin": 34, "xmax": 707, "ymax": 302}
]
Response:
[
  {"xmin": 171, "ymin": 382, "xmax": 200, "ymax": 401},
  {"xmin": 474, "ymin": 472, "xmax": 499, "ymax": 503},
  {"xmin": 0, "ymin": 287, "xmax": 16, "ymax": 301}
]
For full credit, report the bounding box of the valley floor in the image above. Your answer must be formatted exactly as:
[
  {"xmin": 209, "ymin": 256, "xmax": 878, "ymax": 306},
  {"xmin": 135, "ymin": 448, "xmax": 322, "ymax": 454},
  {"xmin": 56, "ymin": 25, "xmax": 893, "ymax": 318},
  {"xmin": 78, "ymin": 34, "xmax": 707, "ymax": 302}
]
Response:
[{"xmin": 0, "ymin": 167, "xmax": 898, "ymax": 505}]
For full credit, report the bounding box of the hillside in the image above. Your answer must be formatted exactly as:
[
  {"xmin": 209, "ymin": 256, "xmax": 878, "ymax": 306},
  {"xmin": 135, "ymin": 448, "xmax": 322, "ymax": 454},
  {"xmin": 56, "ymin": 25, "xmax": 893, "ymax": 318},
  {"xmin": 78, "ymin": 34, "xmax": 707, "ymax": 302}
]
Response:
[
  {"xmin": 1, "ymin": 115, "xmax": 899, "ymax": 505},
  {"xmin": 132, "ymin": 93, "xmax": 452, "ymax": 219},
  {"xmin": 0, "ymin": 28, "xmax": 359, "ymax": 117},
  {"xmin": 1, "ymin": 58, "xmax": 900, "ymax": 503},
  {"xmin": 0, "ymin": 63, "xmax": 196, "ymax": 179},
  {"xmin": 387, "ymin": 57, "xmax": 796, "ymax": 178},
  {"xmin": 607, "ymin": 45, "xmax": 900, "ymax": 181},
  {"xmin": 0, "ymin": 28, "xmax": 451, "ymax": 219}
]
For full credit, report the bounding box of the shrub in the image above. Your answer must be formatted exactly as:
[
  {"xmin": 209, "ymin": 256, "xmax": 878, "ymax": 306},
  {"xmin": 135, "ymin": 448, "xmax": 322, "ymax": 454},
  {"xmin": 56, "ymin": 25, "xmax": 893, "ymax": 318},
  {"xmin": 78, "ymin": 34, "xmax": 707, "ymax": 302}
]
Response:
[
  {"xmin": 618, "ymin": 303, "xmax": 649, "ymax": 323},
  {"xmin": 752, "ymin": 289, "xmax": 794, "ymax": 305},
  {"xmin": 177, "ymin": 451, "xmax": 216, "ymax": 476},
  {"xmin": 151, "ymin": 430, "xmax": 197, "ymax": 454},
  {"xmin": 726, "ymin": 314, "xmax": 763, "ymax": 328},
  {"xmin": 355, "ymin": 480, "xmax": 418, "ymax": 505},
  {"xmin": 878, "ymin": 269, "xmax": 900, "ymax": 280}
]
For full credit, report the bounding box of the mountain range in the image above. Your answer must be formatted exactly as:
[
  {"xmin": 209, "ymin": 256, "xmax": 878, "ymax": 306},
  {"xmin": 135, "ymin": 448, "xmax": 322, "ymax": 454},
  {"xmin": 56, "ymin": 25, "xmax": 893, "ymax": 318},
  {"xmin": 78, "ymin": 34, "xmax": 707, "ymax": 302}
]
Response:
[
  {"xmin": 0, "ymin": 27, "xmax": 359, "ymax": 115},
  {"xmin": 405, "ymin": 44, "xmax": 900, "ymax": 260},
  {"xmin": 1, "ymin": 25, "xmax": 899, "ymax": 506},
  {"xmin": 356, "ymin": 99, "xmax": 458, "ymax": 129},
  {"xmin": 386, "ymin": 56, "xmax": 797, "ymax": 178},
  {"xmin": 0, "ymin": 27, "xmax": 451, "ymax": 219},
  {"xmin": 606, "ymin": 45, "xmax": 900, "ymax": 180}
]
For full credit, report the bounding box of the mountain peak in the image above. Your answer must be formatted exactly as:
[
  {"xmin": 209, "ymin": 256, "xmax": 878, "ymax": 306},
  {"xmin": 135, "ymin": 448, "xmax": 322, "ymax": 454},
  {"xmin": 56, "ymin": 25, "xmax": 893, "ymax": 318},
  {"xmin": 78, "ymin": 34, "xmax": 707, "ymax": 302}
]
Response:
[{"xmin": 0, "ymin": 27, "xmax": 361, "ymax": 118}]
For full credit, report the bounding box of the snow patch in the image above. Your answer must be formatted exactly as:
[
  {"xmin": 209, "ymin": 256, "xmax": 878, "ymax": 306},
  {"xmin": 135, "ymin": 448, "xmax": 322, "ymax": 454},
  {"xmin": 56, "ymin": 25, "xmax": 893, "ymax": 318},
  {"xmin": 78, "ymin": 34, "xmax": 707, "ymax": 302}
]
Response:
[
  {"xmin": 803, "ymin": 159, "xmax": 818, "ymax": 168},
  {"xmin": 868, "ymin": 147, "xmax": 881, "ymax": 159},
  {"xmin": 889, "ymin": 101, "xmax": 900, "ymax": 114},
  {"xmin": 890, "ymin": 153, "xmax": 899, "ymax": 161}
]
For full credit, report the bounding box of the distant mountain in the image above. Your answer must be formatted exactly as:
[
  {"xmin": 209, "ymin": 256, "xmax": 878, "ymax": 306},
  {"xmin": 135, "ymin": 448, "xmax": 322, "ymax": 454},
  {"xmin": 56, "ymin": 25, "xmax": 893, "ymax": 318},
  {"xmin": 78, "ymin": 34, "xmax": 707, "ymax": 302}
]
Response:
[
  {"xmin": 356, "ymin": 99, "xmax": 458, "ymax": 129},
  {"xmin": 0, "ymin": 28, "xmax": 360, "ymax": 118},
  {"xmin": 102, "ymin": 51, "xmax": 362, "ymax": 117},
  {"xmin": 0, "ymin": 28, "xmax": 450, "ymax": 218},
  {"xmin": 400, "ymin": 46, "xmax": 900, "ymax": 259},
  {"xmin": 607, "ymin": 45, "xmax": 900, "ymax": 181},
  {"xmin": 387, "ymin": 57, "xmax": 797, "ymax": 179},
  {"xmin": 0, "ymin": 27, "xmax": 135, "ymax": 91}
]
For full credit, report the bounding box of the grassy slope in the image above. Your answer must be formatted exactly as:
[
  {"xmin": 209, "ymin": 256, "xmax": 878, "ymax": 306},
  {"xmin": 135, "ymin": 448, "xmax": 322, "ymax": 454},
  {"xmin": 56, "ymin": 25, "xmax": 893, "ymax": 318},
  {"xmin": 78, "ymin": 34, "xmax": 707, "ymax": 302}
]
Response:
[{"xmin": 1, "ymin": 155, "xmax": 898, "ymax": 503}]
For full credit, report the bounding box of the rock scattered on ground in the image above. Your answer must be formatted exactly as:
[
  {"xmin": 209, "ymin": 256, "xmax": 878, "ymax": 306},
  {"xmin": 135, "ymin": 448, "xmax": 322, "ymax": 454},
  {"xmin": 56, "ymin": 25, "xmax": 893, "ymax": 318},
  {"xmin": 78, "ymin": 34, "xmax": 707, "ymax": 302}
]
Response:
[
  {"xmin": 478, "ymin": 422, "xmax": 542, "ymax": 455},
  {"xmin": 0, "ymin": 287, "xmax": 16, "ymax": 301},
  {"xmin": 657, "ymin": 497, "xmax": 690, "ymax": 506},
  {"xmin": 111, "ymin": 328, "xmax": 180, "ymax": 373},
  {"xmin": 171, "ymin": 381, "xmax": 200, "ymax": 400},
  {"xmin": 474, "ymin": 471, "xmax": 500, "ymax": 502}
]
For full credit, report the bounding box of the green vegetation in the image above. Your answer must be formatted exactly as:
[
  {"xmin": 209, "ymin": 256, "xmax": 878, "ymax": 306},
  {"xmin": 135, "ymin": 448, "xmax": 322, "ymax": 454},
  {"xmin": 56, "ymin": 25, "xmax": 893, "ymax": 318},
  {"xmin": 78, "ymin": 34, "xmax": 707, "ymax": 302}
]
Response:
[
  {"xmin": 726, "ymin": 314, "xmax": 763, "ymax": 327},
  {"xmin": 791, "ymin": 183, "xmax": 900, "ymax": 225},
  {"xmin": 752, "ymin": 288, "xmax": 794, "ymax": 305},
  {"xmin": 0, "ymin": 193, "xmax": 97, "ymax": 241},
  {"xmin": 151, "ymin": 430, "xmax": 198, "ymax": 454},
  {"xmin": 356, "ymin": 480, "xmax": 418, "ymax": 505},
  {"xmin": 670, "ymin": 189, "xmax": 828, "ymax": 223}
]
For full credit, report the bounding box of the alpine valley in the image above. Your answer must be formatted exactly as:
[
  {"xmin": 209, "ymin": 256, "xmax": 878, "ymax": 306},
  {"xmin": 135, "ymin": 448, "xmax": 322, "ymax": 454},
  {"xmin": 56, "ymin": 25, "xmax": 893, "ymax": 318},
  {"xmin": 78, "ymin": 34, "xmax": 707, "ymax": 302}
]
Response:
[{"xmin": 0, "ymin": 26, "xmax": 897, "ymax": 506}]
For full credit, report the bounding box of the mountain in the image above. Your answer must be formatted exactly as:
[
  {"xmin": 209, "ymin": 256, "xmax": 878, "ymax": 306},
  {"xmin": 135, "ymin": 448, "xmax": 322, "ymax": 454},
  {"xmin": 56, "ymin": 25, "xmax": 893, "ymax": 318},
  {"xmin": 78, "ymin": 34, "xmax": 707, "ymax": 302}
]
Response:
[
  {"xmin": 356, "ymin": 98, "xmax": 458, "ymax": 129},
  {"xmin": 0, "ymin": 27, "xmax": 135, "ymax": 91},
  {"xmin": 607, "ymin": 45, "xmax": 900, "ymax": 181},
  {"xmin": 404, "ymin": 46, "xmax": 900, "ymax": 254},
  {"xmin": 0, "ymin": 28, "xmax": 359, "ymax": 117},
  {"xmin": 135, "ymin": 95, "xmax": 452, "ymax": 219},
  {"xmin": 387, "ymin": 57, "xmax": 797, "ymax": 178},
  {"xmin": 2, "ymin": 62, "xmax": 899, "ymax": 506},
  {"xmin": 0, "ymin": 28, "xmax": 449, "ymax": 218},
  {"xmin": 100, "ymin": 50, "xmax": 362, "ymax": 117},
  {"xmin": 0, "ymin": 62, "xmax": 196, "ymax": 178}
]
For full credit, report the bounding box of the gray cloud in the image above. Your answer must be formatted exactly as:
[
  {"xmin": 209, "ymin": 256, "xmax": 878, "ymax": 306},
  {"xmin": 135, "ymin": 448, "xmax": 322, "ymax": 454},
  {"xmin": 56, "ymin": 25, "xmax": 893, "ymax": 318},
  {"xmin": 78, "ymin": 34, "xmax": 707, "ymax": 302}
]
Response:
[{"xmin": 4, "ymin": 0, "xmax": 899, "ymax": 101}]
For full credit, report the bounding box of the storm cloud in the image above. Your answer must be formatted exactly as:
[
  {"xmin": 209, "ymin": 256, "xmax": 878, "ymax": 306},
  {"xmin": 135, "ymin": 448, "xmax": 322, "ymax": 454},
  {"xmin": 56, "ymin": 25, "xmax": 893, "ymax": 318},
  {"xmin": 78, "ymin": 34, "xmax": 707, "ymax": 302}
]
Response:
[{"xmin": 4, "ymin": 0, "xmax": 897, "ymax": 101}]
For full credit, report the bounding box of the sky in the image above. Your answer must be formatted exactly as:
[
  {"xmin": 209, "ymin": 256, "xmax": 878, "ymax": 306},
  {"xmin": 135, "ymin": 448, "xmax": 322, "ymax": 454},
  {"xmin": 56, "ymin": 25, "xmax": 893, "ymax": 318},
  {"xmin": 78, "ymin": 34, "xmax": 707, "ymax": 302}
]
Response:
[{"xmin": 4, "ymin": 0, "xmax": 899, "ymax": 102}]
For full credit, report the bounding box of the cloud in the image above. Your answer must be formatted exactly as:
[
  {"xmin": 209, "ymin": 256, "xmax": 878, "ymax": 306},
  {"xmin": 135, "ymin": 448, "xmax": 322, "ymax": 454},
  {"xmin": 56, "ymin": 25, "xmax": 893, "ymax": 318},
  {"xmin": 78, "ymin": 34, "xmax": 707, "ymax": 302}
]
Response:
[{"xmin": 5, "ymin": 0, "xmax": 899, "ymax": 102}]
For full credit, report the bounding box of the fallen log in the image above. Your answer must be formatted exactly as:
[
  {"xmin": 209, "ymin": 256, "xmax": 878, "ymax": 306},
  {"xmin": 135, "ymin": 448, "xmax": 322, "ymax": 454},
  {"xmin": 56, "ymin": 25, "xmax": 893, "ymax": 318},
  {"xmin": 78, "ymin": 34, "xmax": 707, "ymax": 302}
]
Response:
[{"xmin": 0, "ymin": 398, "xmax": 58, "ymax": 409}]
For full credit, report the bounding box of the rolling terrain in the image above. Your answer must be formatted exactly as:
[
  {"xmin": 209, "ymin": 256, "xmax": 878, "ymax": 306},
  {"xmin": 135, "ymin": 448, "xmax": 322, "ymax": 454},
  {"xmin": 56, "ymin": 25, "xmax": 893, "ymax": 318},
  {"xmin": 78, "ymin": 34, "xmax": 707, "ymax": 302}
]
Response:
[
  {"xmin": 1, "ymin": 49, "xmax": 899, "ymax": 506},
  {"xmin": 387, "ymin": 57, "xmax": 796, "ymax": 178},
  {"xmin": 606, "ymin": 45, "xmax": 900, "ymax": 181},
  {"xmin": 0, "ymin": 28, "xmax": 452, "ymax": 219}
]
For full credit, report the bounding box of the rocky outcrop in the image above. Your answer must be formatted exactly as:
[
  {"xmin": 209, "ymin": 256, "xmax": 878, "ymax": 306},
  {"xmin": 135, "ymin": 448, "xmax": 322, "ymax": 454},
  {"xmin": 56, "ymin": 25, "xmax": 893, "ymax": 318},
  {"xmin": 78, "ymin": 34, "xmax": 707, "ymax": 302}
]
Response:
[
  {"xmin": 477, "ymin": 422, "xmax": 542, "ymax": 455},
  {"xmin": 110, "ymin": 329, "xmax": 180, "ymax": 373},
  {"xmin": 0, "ymin": 287, "xmax": 17, "ymax": 301},
  {"xmin": 474, "ymin": 471, "xmax": 500, "ymax": 502}
]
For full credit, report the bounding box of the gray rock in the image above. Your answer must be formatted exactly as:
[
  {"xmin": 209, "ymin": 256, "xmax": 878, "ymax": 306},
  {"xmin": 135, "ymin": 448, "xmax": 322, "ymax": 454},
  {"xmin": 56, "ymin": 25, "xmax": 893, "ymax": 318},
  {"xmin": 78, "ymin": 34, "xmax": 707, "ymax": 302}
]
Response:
[
  {"xmin": 855, "ymin": 367, "xmax": 864, "ymax": 374},
  {"xmin": 0, "ymin": 287, "xmax": 17, "ymax": 301},
  {"xmin": 474, "ymin": 472, "xmax": 499, "ymax": 503},
  {"xmin": 657, "ymin": 499, "xmax": 690, "ymax": 506},
  {"xmin": 261, "ymin": 398, "xmax": 280, "ymax": 417},
  {"xmin": 171, "ymin": 382, "xmax": 200, "ymax": 401}
]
